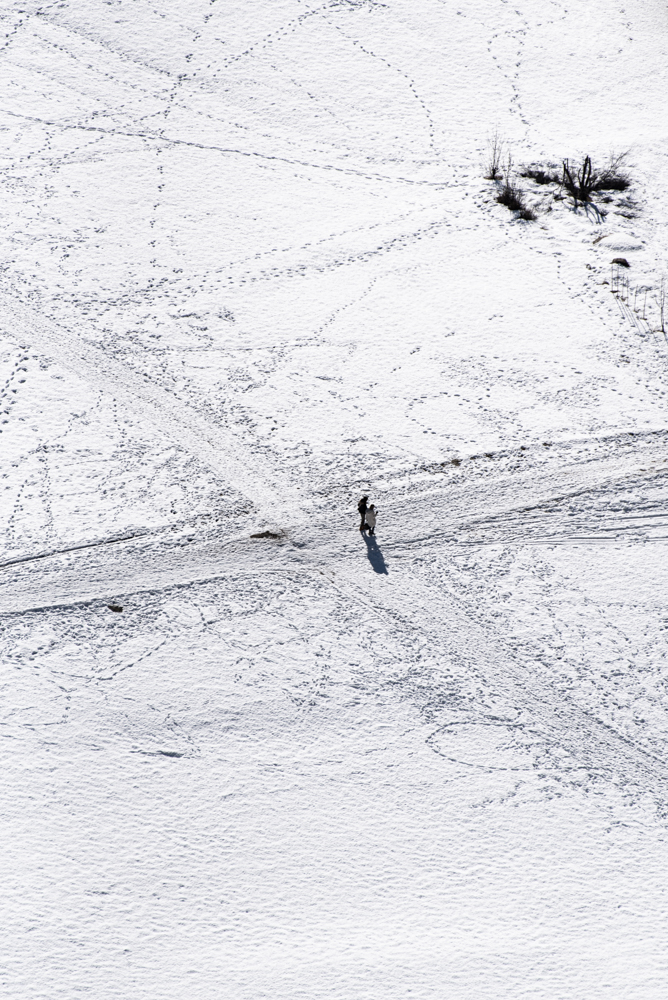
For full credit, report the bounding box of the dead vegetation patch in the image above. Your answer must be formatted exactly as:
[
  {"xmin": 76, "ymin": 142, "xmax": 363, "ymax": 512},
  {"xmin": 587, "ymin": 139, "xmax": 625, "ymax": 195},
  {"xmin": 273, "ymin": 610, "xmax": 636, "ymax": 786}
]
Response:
[{"xmin": 486, "ymin": 140, "xmax": 633, "ymax": 220}]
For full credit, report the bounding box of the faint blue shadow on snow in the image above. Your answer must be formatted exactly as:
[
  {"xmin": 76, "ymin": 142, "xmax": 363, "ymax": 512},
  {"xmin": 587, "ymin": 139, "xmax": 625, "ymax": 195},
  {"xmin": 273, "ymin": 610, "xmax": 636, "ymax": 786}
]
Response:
[
  {"xmin": 582, "ymin": 201, "xmax": 605, "ymax": 225},
  {"xmin": 363, "ymin": 533, "xmax": 388, "ymax": 574}
]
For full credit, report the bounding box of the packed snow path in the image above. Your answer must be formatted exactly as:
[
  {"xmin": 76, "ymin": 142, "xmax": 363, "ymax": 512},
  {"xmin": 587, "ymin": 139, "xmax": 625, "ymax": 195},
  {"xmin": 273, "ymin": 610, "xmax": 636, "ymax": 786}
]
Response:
[{"xmin": 2, "ymin": 1, "xmax": 668, "ymax": 998}]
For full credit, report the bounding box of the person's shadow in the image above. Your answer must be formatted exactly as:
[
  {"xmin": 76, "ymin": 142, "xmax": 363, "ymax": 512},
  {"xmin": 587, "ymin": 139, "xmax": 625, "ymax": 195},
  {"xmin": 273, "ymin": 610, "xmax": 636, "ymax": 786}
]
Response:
[{"xmin": 363, "ymin": 533, "xmax": 388, "ymax": 575}]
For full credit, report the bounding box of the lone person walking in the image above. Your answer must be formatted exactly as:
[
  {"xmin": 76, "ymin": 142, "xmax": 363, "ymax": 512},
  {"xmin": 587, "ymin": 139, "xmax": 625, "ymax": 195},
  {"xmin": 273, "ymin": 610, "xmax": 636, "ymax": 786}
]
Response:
[
  {"xmin": 365, "ymin": 503, "xmax": 377, "ymax": 536},
  {"xmin": 358, "ymin": 495, "xmax": 369, "ymax": 533}
]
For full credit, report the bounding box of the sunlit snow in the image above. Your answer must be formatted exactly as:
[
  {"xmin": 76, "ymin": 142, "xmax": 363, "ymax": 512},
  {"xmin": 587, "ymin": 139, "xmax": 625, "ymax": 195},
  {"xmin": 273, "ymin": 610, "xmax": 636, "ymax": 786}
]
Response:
[{"xmin": 2, "ymin": 1, "xmax": 668, "ymax": 997}]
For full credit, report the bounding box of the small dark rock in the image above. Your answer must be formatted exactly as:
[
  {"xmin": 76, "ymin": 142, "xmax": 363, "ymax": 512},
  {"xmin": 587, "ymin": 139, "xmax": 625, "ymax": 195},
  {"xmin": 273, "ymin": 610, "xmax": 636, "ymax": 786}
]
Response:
[
  {"xmin": 250, "ymin": 530, "xmax": 283, "ymax": 539},
  {"xmin": 612, "ymin": 257, "xmax": 630, "ymax": 268},
  {"xmin": 108, "ymin": 604, "xmax": 123, "ymax": 613}
]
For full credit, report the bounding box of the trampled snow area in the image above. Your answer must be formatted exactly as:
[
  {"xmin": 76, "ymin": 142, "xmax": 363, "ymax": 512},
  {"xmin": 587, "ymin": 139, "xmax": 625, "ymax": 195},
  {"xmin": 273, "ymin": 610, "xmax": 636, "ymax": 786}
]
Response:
[{"xmin": 2, "ymin": 1, "xmax": 668, "ymax": 996}]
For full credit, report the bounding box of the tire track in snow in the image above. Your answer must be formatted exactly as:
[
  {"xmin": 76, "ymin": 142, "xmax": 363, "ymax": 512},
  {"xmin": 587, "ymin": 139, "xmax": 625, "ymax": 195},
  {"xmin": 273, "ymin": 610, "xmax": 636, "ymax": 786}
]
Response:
[
  {"xmin": 430, "ymin": 470, "xmax": 668, "ymax": 546},
  {"xmin": 378, "ymin": 442, "xmax": 668, "ymax": 550}
]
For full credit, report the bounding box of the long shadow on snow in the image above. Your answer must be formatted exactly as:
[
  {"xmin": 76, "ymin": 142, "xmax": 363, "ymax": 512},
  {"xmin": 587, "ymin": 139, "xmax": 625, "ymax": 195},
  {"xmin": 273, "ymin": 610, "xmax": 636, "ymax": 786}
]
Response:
[{"xmin": 363, "ymin": 534, "xmax": 388, "ymax": 574}]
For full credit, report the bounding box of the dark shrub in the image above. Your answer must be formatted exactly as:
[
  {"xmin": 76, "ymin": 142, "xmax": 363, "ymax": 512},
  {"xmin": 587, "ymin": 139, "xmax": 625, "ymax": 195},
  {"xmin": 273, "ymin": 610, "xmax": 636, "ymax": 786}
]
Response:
[
  {"xmin": 485, "ymin": 133, "xmax": 503, "ymax": 180},
  {"xmin": 593, "ymin": 174, "xmax": 630, "ymax": 192},
  {"xmin": 520, "ymin": 166, "xmax": 560, "ymax": 185},
  {"xmin": 497, "ymin": 181, "xmax": 526, "ymax": 211},
  {"xmin": 496, "ymin": 182, "xmax": 536, "ymax": 220},
  {"xmin": 562, "ymin": 153, "xmax": 631, "ymax": 205},
  {"xmin": 562, "ymin": 156, "xmax": 594, "ymax": 204}
]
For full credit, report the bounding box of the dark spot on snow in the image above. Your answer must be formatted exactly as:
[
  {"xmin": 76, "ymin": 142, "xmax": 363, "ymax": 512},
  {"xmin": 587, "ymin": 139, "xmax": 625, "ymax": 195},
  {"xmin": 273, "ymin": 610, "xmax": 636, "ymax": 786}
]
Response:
[
  {"xmin": 612, "ymin": 257, "xmax": 630, "ymax": 268},
  {"xmin": 157, "ymin": 750, "xmax": 183, "ymax": 758},
  {"xmin": 451, "ymin": 458, "xmax": 461, "ymax": 466},
  {"xmin": 108, "ymin": 604, "xmax": 123, "ymax": 612},
  {"xmin": 251, "ymin": 530, "xmax": 283, "ymax": 539}
]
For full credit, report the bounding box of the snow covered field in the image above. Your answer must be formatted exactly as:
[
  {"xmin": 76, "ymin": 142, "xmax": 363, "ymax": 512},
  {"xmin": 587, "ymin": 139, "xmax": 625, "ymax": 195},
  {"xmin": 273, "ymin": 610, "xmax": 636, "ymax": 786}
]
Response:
[{"xmin": 2, "ymin": 1, "xmax": 668, "ymax": 997}]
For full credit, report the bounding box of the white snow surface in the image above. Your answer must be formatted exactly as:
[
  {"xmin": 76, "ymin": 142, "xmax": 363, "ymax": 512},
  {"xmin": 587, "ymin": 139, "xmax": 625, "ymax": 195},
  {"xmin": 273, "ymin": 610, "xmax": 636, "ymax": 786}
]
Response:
[{"xmin": 2, "ymin": 1, "xmax": 668, "ymax": 997}]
